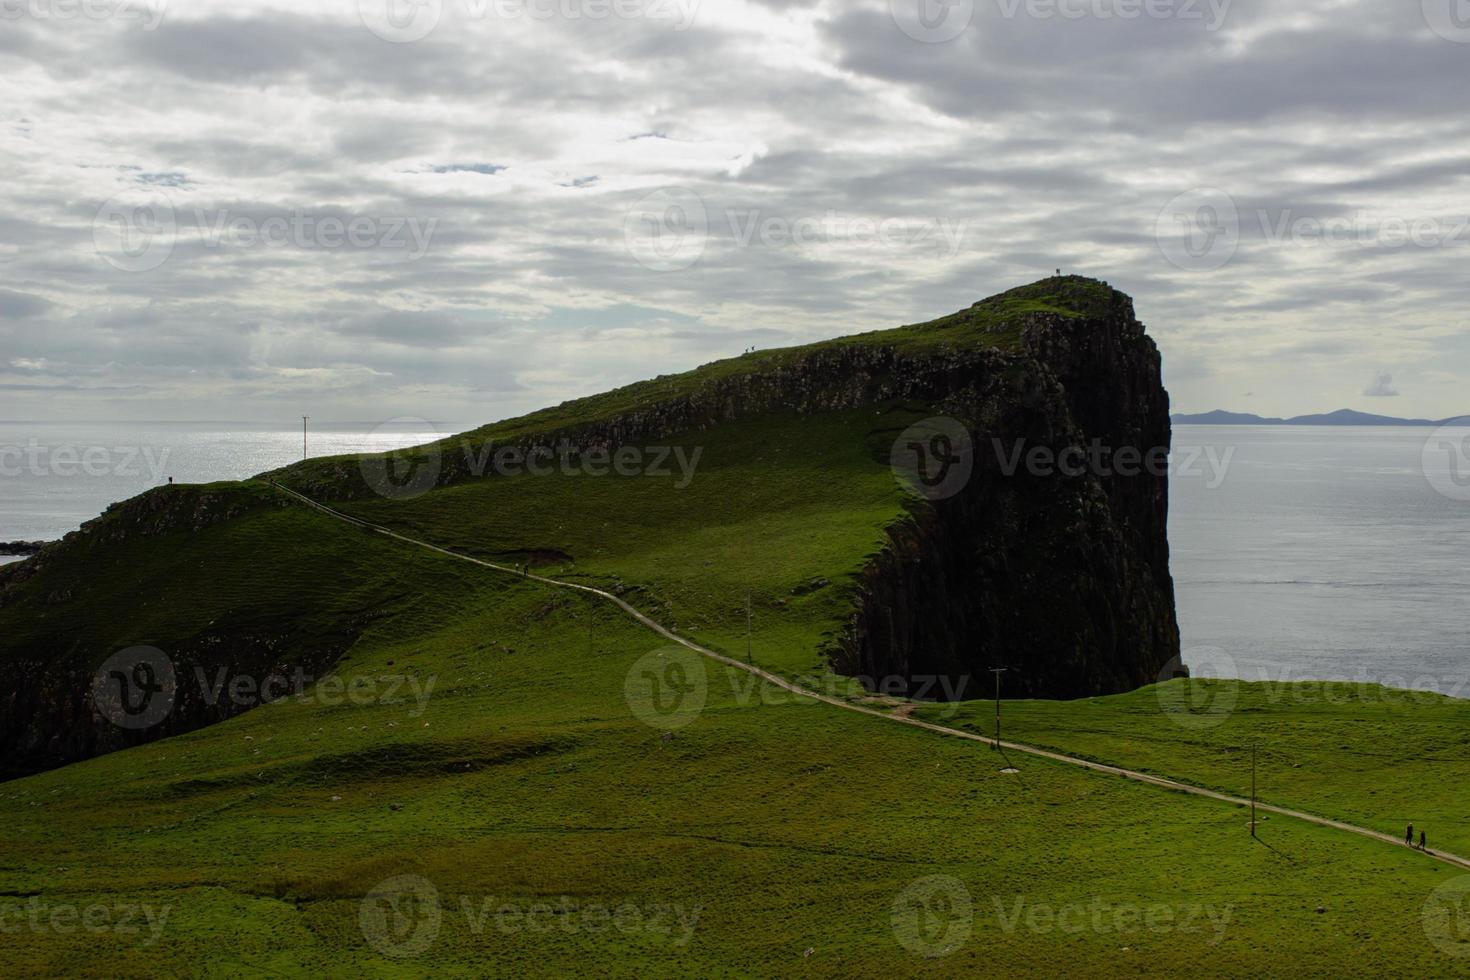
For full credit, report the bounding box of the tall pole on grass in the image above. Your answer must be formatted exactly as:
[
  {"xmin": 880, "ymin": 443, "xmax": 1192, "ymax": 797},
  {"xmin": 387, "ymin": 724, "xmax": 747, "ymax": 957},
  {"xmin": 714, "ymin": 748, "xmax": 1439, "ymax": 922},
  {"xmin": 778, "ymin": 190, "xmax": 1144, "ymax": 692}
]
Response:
[
  {"xmin": 989, "ymin": 667, "xmax": 1008, "ymax": 750},
  {"xmin": 746, "ymin": 591, "xmax": 763, "ymax": 708},
  {"xmin": 302, "ymin": 415, "xmax": 310, "ymax": 460},
  {"xmin": 1251, "ymin": 742, "xmax": 1258, "ymax": 838},
  {"xmin": 745, "ymin": 590, "xmax": 753, "ymax": 665}
]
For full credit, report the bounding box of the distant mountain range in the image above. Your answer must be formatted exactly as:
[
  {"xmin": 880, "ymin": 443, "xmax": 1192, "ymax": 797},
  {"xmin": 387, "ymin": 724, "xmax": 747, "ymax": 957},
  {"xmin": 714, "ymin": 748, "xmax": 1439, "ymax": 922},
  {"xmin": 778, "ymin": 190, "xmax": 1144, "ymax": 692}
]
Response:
[{"xmin": 1172, "ymin": 408, "xmax": 1470, "ymax": 426}]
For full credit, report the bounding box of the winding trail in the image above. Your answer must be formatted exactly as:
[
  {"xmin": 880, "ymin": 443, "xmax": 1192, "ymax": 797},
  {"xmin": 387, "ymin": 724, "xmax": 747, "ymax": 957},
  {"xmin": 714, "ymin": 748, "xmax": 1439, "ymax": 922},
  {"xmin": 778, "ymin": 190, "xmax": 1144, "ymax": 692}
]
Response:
[{"xmin": 272, "ymin": 481, "xmax": 1470, "ymax": 873}]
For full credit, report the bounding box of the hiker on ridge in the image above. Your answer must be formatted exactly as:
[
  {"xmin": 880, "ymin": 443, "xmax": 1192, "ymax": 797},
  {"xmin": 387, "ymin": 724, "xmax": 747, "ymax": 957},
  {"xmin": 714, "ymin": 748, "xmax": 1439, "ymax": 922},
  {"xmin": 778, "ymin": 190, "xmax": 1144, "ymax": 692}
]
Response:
[{"xmin": 1407, "ymin": 824, "xmax": 1414, "ymax": 846}]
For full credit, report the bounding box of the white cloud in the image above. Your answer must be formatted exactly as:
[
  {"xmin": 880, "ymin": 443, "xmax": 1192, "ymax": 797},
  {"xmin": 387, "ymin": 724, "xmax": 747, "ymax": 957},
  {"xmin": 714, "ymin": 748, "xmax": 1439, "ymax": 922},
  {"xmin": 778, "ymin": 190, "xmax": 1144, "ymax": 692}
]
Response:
[{"xmin": 0, "ymin": 0, "xmax": 1466, "ymax": 420}]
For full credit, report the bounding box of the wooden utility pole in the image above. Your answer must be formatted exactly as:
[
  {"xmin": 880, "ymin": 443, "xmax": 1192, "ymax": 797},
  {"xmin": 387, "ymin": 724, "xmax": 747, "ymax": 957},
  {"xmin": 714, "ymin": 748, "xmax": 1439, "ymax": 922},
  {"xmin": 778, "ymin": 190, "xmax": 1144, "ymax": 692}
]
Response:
[
  {"xmin": 302, "ymin": 416, "xmax": 310, "ymax": 459},
  {"xmin": 1251, "ymin": 742, "xmax": 1258, "ymax": 838},
  {"xmin": 745, "ymin": 591, "xmax": 753, "ymax": 665},
  {"xmin": 587, "ymin": 593, "xmax": 594, "ymax": 655},
  {"xmin": 988, "ymin": 667, "xmax": 1008, "ymax": 750}
]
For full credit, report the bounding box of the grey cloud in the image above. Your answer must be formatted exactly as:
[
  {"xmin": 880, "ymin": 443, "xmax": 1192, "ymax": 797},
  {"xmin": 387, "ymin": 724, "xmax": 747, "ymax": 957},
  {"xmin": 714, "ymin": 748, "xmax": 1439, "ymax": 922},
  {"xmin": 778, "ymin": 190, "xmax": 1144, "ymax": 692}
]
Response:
[
  {"xmin": 0, "ymin": 0, "xmax": 1466, "ymax": 421},
  {"xmin": 1362, "ymin": 371, "xmax": 1400, "ymax": 397},
  {"xmin": 0, "ymin": 289, "xmax": 51, "ymax": 319}
]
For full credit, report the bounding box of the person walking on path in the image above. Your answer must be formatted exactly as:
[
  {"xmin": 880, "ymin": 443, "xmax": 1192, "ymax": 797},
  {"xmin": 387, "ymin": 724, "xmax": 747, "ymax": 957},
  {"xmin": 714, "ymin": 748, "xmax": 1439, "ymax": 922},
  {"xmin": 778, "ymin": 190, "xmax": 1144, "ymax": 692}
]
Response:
[
  {"xmin": 1407, "ymin": 823, "xmax": 1414, "ymax": 845},
  {"xmin": 1421, "ymin": 830, "xmax": 1428, "ymax": 851}
]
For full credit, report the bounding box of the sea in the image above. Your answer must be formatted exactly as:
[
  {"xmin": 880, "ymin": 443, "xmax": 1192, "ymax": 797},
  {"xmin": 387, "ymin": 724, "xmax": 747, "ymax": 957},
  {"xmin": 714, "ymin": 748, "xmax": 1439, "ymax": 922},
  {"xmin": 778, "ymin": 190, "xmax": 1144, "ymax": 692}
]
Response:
[
  {"xmin": 1169, "ymin": 424, "xmax": 1470, "ymax": 694},
  {"xmin": 2, "ymin": 420, "xmax": 1467, "ymax": 693},
  {"xmin": 0, "ymin": 419, "xmax": 457, "ymax": 558}
]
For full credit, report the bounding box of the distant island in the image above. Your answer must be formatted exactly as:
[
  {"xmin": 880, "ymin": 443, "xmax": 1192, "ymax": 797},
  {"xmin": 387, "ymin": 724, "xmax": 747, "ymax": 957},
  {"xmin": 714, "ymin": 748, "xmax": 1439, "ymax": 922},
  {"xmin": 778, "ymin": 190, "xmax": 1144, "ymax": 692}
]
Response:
[{"xmin": 1173, "ymin": 408, "xmax": 1470, "ymax": 426}]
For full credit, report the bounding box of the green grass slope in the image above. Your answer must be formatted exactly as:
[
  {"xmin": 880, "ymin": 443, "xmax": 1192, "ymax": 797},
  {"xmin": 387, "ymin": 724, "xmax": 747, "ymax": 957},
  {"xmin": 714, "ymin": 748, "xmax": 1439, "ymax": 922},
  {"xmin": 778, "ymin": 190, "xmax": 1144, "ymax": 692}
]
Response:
[
  {"xmin": 339, "ymin": 408, "xmax": 922, "ymax": 682},
  {"xmin": 924, "ymin": 679, "xmax": 1470, "ymax": 859},
  {"xmin": 2, "ymin": 537, "xmax": 1466, "ymax": 975},
  {"xmin": 1, "ymin": 277, "xmax": 1467, "ymax": 974},
  {"xmin": 0, "ymin": 482, "xmax": 473, "ymax": 654}
]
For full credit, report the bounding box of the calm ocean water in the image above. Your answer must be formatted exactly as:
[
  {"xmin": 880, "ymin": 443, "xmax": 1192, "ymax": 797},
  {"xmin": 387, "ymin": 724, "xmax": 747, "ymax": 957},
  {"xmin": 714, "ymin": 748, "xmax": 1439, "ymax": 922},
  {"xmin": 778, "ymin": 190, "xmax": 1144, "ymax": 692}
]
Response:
[
  {"xmin": 2, "ymin": 421, "xmax": 1467, "ymax": 690},
  {"xmin": 0, "ymin": 419, "xmax": 459, "ymax": 551},
  {"xmin": 1170, "ymin": 425, "xmax": 1470, "ymax": 692}
]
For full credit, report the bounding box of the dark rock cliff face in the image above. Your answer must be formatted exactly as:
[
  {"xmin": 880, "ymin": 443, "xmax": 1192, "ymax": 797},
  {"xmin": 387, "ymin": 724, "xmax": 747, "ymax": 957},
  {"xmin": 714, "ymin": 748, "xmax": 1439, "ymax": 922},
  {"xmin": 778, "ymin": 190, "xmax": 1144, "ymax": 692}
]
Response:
[
  {"xmin": 829, "ymin": 302, "xmax": 1179, "ymax": 699},
  {"xmin": 0, "ymin": 628, "xmax": 356, "ymax": 782}
]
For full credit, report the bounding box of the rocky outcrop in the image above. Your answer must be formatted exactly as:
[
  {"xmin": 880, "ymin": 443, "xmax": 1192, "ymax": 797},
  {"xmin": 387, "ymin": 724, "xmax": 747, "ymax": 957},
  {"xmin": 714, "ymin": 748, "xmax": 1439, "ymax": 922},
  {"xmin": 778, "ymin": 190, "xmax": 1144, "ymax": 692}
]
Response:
[
  {"xmin": 282, "ymin": 277, "xmax": 1178, "ymax": 700},
  {"xmin": 0, "ymin": 541, "xmax": 49, "ymax": 556},
  {"xmin": 0, "ymin": 628, "xmax": 356, "ymax": 781},
  {"xmin": 827, "ymin": 298, "xmax": 1179, "ymax": 698}
]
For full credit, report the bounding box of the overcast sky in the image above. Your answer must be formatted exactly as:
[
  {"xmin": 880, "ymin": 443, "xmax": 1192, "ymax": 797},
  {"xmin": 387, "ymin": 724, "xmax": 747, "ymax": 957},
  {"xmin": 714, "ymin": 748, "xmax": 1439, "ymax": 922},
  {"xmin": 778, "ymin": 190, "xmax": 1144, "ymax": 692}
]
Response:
[{"xmin": 3, "ymin": 0, "xmax": 1469, "ymax": 424}]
